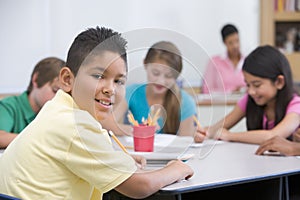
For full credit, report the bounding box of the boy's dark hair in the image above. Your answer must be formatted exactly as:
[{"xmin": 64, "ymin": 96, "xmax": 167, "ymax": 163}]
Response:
[
  {"xmin": 66, "ymin": 26, "xmax": 128, "ymax": 76},
  {"xmin": 27, "ymin": 57, "xmax": 65, "ymax": 93},
  {"xmin": 242, "ymin": 45, "xmax": 294, "ymax": 130},
  {"xmin": 221, "ymin": 24, "xmax": 238, "ymax": 42}
]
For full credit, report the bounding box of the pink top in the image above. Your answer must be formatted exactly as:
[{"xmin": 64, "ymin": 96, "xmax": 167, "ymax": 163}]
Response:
[
  {"xmin": 202, "ymin": 53, "xmax": 246, "ymax": 94},
  {"xmin": 237, "ymin": 94, "xmax": 300, "ymax": 130}
]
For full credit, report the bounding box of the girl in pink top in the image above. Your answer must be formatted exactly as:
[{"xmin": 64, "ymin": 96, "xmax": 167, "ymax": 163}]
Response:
[{"xmin": 195, "ymin": 45, "xmax": 300, "ymax": 145}]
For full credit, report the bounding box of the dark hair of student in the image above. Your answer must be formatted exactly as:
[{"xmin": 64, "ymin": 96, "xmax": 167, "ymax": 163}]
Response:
[
  {"xmin": 66, "ymin": 26, "xmax": 128, "ymax": 76},
  {"xmin": 243, "ymin": 45, "xmax": 294, "ymax": 130},
  {"xmin": 144, "ymin": 41, "xmax": 182, "ymax": 134},
  {"xmin": 221, "ymin": 24, "xmax": 238, "ymax": 42},
  {"xmin": 27, "ymin": 57, "xmax": 65, "ymax": 93}
]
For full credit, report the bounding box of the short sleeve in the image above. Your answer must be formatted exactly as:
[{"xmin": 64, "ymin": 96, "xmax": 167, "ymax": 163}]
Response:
[
  {"xmin": 65, "ymin": 111, "xmax": 137, "ymax": 193},
  {"xmin": 286, "ymin": 95, "xmax": 300, "ymax": 115},
  {"xmin": 0, "ymin": 102, "xmax": 14, "ymax": 132},
  {"xmin": 180, "ymin": 90, "xmax": 197, "ymax": 121},
  {"xmin": 237, "ymin": 94, "xmax": 248, "ymax": 113}
]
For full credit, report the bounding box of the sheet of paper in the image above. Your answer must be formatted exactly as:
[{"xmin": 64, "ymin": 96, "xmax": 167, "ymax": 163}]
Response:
[{"xmin": 190, "ymin": 139, "xmax": 224, "ymax": 148}]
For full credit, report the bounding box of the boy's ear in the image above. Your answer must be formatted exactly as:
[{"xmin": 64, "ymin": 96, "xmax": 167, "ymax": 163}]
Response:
[
  {"xmin": 31, "ymin": 72, "xmax": 39, "ymax": 88},
  {"xmin": 275, "ymin": 75, "xmax": 285, "ymax": 90},
  {"xmin": 59, "ymin": 67, "xmax": 74, "ymax": 93}
]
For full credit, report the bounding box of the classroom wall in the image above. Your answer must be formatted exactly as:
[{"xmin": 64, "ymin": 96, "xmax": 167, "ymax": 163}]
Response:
[{"xmin": 0, "ymin": 0, "xmax": 260, "ymax": 93}]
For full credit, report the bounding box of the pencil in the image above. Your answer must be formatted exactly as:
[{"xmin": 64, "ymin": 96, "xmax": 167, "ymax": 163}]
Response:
[
  {"xmin": 108, "ymin": 130, "xmax": 129, "ymax": 154},
  {"xmin": 127, "ymin": 111, "xmax": 139, "ymax": 126},
  {"xmin": 151, "ymin": 108, "xmax": 161, "ymax": 126},
  {"xmin": 193, "ymin": 115, "xmax": 202, "ymax": 128}
]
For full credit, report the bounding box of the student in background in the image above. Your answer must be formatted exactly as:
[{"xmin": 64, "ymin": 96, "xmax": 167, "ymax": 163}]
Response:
[
  {"xmin": 0, "ymin": 27, "xmax": 193, "ymax": 199},
  {"xmin": 195, "ymin": 45, "xmax": 300, "ymax": 144},
  {"xmin": 101, "ymin": 41, "xmax": 197, "ymax": 136},
  {"xmin": 0, "ymin": 57, "xmax": 65, "ymax": 148},
  {"xmin": 201, "ymin": 24, "xmax": 246, "ymax": 94}
]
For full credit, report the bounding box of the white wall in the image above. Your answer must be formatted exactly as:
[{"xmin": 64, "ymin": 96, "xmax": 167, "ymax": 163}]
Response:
[{"xmin": 0, "ymin": 0, "xmax": 260, "ymax": 93}]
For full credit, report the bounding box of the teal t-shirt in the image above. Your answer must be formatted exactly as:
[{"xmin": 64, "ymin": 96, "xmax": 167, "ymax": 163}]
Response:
[
  {"xmin": 125, "ymin": 84, "xmax": 197, "ymax": 133},
  {"xmin": 0, "ymin": 91, "xmax": 36, "ymax": 133}
]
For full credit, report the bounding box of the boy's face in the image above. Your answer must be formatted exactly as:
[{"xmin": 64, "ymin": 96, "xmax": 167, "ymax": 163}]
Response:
[
  {"xmin": 71, "ymin": 52, "xmax": 127, "ymax": 121},
  {"xmin": 30, "ymin": 76, "xmax": 60, "ymax": 113}
]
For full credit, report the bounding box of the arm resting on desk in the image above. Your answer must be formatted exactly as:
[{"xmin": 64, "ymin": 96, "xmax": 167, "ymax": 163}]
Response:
[
  {"xmin": 115, "ymin": 160, "xmax": 193, "ymax": 199},
  {"xmin": 0, "ymin": 130, "xmax": 17, "ymax": 148},
  {"xmin": 256, "ymin": 135, "xmax": 300, "ymax": 156}
]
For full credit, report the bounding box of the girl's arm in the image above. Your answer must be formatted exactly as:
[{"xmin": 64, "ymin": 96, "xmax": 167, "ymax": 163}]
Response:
[
  {"xmin": 206, "ymin": 105, "xmax": 245, "ymax": 139},
  {"xmin": 115, "ymin": 160, "xmax": 193, "ymax": 199},
  {"xmin": 177, "ymin": 116, "xmax": 196, "ymax": 136},
  {"xmin": 194, "ymin": 105, "xmax": 245, "ymax": 142},
  {"xmin": 100, "ymin": 99, "xmax": 133, "ymax": 136},
  {"xmin": 219, "ymin": 112, "xmax": 300, "ymax": 144}
]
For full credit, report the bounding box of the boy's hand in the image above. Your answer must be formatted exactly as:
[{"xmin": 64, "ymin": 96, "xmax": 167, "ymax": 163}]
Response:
[
  {"xmin": 166, "ymin": 160, "xmax": 194, "ymax": 181},
  {"xmin": 131, "ymin": 155, "xmax": 146, "ymax": 169}
]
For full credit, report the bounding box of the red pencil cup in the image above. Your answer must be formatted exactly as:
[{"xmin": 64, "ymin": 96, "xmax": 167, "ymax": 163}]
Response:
[{"xmin": 133, "ymin": 125, "xmax": 155, "ymax": 152}]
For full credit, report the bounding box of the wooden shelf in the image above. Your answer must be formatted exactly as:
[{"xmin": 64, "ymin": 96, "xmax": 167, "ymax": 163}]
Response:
[
  {"xmin": 274, "ymin": 12, "xmax": 300, "ymax": 21},
  {"xmin": 260, "ymin": 0, "xmax": 300, "ymax": 81},
  {"xmin": 285, "ymin": 52, "xmax": 300, "ymax": 81}
]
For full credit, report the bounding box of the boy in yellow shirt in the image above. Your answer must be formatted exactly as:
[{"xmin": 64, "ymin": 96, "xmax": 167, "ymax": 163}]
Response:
[{"xmin": 0, "ymin": 27, "xmax": 193, "ymax": 199}]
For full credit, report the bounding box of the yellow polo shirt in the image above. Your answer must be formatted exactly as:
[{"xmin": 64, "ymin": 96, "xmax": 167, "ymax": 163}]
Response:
[{"xmin": 0, "ymin": 90, "xmax": 136, "ymax": 200}]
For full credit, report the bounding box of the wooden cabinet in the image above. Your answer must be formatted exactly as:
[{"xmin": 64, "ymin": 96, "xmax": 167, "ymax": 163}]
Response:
[{"xmin": 260, "ymin": 0, "xmax": 300, "ymax": 81}]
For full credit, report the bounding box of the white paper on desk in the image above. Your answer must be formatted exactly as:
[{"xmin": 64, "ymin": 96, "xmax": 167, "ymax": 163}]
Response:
[
  {"xmin": 131, "ymin": 152, "xmax": 194, "ymax": 161},
  {"xmin": 120, "ymin": 134, "xmax": 193, "ymax": 154},
  {"xmin": 189, "ymin": 139, "xmax": 225, "ymax": 159},
  {"xmin": 154, "ymin": 134, "xmax": 193, "ymax": 153},
  {"xmin": 190, "ymin": 139, "xmax": 224, "ymax": 148},
  {"xmin": 131, "ymin": 152, "xmax": 194, "ymax": 168}
]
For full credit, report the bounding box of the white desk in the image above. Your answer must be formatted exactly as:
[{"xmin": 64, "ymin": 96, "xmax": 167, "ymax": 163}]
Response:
[
  {"xmin": 158, "ymin": 141, "xmax": 300, "ymax": 200},
  {"xmin": 109, "ymin": 135, "xmax": 300, "ymax": 200}
]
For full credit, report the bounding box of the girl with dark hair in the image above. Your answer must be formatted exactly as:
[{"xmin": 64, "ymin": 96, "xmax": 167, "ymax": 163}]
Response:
[
  {"xmin": 195, "ymin": 45, "xmax": 300, "ymax": 144},
  {"xmin": 102, "ymin": 41, "xmax": 197, "ymax": 136}
]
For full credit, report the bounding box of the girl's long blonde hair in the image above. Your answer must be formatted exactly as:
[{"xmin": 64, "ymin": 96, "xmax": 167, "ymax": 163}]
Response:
[{"xmin": 144, "ymin": 41, "xmax": 182, "ymax": 134}]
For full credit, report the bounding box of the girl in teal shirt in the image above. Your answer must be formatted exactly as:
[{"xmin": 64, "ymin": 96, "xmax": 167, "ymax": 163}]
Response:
[{"xmin": 102, "ymin": 41, "xmax": 197, "ymax": 136}]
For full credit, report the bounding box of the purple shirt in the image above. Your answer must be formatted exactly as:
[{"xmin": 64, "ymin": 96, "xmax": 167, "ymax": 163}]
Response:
[
  {"xmin": 237, "ymin": 94, "xmax": 300, "ymax": 130},
  {"xmin": 202, "ymin": 53, "xmax": 246, "ymax": 94}
]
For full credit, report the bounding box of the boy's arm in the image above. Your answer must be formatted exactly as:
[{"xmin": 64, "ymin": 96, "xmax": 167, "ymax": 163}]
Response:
[
  {"xmin": 0, "ymin": 130, "xmax": 17, "ymax": 148},
  {"xmin": 115, "ymin": 160, "xmax": 193, "ymax": 199}
]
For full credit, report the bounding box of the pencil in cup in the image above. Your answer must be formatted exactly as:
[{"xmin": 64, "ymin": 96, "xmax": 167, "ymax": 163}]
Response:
[
  {"xmin": 150, "ymin": 108, "xmax": 161, "ymax": 126},
  {"xmin": 127, "ymin": 111, "xmax": 139, "ymax": 126}
]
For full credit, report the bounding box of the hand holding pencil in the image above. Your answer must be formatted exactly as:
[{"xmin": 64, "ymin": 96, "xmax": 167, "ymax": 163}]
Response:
[{"xmin": 193, "ymin": 115, "xmax": 206, "ymax": 143}]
